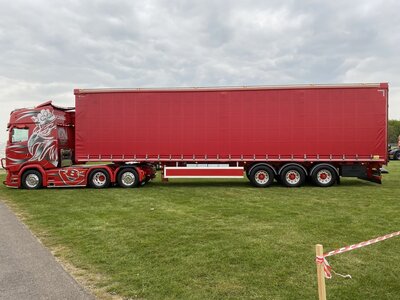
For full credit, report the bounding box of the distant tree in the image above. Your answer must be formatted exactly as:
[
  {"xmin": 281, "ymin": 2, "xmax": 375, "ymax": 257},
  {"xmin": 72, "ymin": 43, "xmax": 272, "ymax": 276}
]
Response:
[{"xmin": 388, "ymin": 120, "xmax": 400, "ymax": 145}]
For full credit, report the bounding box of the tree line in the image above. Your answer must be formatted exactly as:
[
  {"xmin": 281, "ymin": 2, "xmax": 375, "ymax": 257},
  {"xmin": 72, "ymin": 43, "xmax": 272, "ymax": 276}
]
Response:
[{"xmin": 388, "ymin": 120, "xmax": 400, "ymax": 145}]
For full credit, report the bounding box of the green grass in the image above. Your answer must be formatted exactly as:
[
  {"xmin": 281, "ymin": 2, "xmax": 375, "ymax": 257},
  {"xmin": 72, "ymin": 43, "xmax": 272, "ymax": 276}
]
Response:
[{"xmin": 1, "ymin": 163, "xmax": 400, "ymax": 299}]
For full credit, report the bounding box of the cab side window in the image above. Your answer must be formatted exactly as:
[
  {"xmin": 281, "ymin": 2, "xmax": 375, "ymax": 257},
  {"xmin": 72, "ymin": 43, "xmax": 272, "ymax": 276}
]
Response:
[{"xmin": 11, "ymin": 128, "xmax": 29, "ymax": 143}]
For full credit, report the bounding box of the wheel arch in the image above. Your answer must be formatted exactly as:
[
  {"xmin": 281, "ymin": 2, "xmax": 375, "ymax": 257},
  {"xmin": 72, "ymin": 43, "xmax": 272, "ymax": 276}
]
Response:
[
  {"xmin": 309, "ymin": 163, "xmax": 339, "ymax": 177},
  {"xmin": 87, "ymin": 166, "xmax": 114, "ymax": 183},
  {"xmin": 278, "ymin": 163, "xmax": 308, "ymax": 175},
  {"xmin": 248, "ymin": 163, "xmax": 277, "ymax": 175},
  {"xmin": 115, "ymin": 165, "xmax": 145, "ymax": 182},
  {"xmin": 18, "ymin": 164, "xmax": 47, "ymax": 188}
]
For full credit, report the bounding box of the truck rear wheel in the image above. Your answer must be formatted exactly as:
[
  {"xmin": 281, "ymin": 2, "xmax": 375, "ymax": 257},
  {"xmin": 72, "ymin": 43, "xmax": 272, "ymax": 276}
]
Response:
[
  {"xmin": 89, "ymin": 169, "xmax": 110, "ymax": 188},
  {"xmin": 311, "ymin": 165, "xmax": 336, "ymax": 187},
  {"xmin": 280, "ymin": 165, "xmax": 306, "ymax": 187},
  {"xmin": 249, "ymin": 166, "xmax": 274, "ymax": 187},
  {"xmin": 21, "ymin": 170, "xmax": 42, "ymax": 189},
  {"xmin": 117, "ymin": 168, "xmax": 139, "ymax": 188}
]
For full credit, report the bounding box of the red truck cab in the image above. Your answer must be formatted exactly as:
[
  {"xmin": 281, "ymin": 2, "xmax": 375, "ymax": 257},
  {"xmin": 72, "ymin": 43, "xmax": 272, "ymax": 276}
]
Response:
[{"xmin": 4, "ymin": 102, "xmax": 73, "ymax": 186}]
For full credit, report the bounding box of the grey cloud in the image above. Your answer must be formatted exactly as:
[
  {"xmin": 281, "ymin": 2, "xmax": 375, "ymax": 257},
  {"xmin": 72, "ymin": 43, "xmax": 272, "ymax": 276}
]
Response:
[{"xmin": 0, "ymin": 0, "xmax": 399, "ymax": 146}]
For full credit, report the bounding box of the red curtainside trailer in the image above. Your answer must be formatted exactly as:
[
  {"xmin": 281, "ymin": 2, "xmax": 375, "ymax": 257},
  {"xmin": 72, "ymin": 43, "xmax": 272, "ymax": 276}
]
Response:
[{"xmin": 3, "ymin": 83, "xmax": 388, "ymax": 189}]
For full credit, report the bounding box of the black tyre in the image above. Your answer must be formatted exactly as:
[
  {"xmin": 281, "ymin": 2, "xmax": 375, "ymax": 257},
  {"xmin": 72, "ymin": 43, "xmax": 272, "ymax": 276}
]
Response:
[
  {"xmin": 21, "ymin": 170, "xmax": 42, "ymax": 189},
  {"xmin": 311, "ymin": 165, "xmax": 337, "ymax": 187},
  {"xmin": 117, "ymin": 168, "xmax": 139, "ymax": 188},
  {"xmin": 249, "ymin": 165, "xmax": 274, "ymax": 188},
  {"xmin": 280, "ymin": 165, "xmax": 306, "ymax": 187},
  {"xmin": 89, "ymin": 169, "xmax": 110, "ymax": 188},
  {"xmin": 395, "ymin": 151, "xmax": 400, "ymax": 160}
]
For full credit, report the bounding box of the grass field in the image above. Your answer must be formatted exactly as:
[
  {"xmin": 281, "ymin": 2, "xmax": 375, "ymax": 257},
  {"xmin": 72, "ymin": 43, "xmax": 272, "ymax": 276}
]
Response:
[{"xmin": 1, "ymin": 162, "xmax": 400, "ymax": 299}]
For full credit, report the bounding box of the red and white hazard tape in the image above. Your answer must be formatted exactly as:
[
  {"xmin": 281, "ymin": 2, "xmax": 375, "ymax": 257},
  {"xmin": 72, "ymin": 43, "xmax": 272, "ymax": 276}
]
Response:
[{"xmin": 316, "ymin": 230, "xmax": 400, "ymax": 279}]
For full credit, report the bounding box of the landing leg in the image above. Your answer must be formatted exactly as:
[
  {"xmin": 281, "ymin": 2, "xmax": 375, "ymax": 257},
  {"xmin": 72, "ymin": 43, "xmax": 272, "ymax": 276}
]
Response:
[{"xmin": 161, "ymin": 168, "xmax": 169, "ymax": 183}]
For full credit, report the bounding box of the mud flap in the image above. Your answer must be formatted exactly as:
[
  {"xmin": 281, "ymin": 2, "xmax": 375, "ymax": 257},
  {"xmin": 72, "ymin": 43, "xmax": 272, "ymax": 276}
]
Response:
[{"xmin": 358, "ymin": 168, "xmax": 382, "ymax": 184}]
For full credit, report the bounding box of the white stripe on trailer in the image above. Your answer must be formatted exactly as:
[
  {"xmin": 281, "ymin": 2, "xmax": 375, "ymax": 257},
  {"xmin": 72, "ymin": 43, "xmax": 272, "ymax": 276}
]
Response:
[{"xmin": 164, "ymin": 166, "xmax": 244, "ymax": 178}]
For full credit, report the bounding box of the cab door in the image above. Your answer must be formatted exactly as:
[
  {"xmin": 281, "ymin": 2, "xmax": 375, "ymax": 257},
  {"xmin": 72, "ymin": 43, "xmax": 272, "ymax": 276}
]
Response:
[{"xmin": 6, "ymin": 125, "xmax": 31, "ymax": 171}]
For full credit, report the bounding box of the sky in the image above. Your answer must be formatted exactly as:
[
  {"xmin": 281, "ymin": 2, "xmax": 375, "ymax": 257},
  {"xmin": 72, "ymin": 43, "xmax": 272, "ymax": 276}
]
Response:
[{"xmin": 1, "ymin": 0, "xmax": 399, "ymax": 150}]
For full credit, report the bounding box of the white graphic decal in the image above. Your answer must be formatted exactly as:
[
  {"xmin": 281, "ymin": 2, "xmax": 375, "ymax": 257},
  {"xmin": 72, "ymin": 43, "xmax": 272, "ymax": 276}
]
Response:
[
  {"xmin": 28, "ymin": 109, "xmax": 58, "ymax": 166},
  {"xmin": 58, "ymin": 168, "xmax": 85, "ymax": 185}
]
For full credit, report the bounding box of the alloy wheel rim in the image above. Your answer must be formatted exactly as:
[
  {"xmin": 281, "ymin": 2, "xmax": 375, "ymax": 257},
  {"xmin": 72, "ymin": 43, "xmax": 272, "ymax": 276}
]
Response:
[
  {"xmin": 121, "ymin": 172, "xmax": 135, "ymax": 186},
  {"xmin": 255, "ymin": 170, "xmax": 269, "ymax": 184},
  {"xmin": 286, "ymin": 170, "xmax": 301, "ymax": 185},
  {"xmin": 26, "ymin": 174, "xmax": 39, "ymax": 188},
  {"xmin": 93, "ymin": 172, "xmax": 107, "ymax": 187},
  {"xmin": 317, "ymin": 169, "xmax": 332, "ymax": 184}
]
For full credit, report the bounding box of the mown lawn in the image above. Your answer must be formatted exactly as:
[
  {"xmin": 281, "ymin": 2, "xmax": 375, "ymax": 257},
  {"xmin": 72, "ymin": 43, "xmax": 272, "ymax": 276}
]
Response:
[{"xmin": 1, "ymin": 162, "xmax": 400, "ymax": 299}]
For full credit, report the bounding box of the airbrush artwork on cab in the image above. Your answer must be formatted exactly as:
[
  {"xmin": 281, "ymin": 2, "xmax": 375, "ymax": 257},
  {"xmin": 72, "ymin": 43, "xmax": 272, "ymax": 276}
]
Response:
[{"xmin": 8, "ymin": 109, "xmax": 58, "ymax": 167}]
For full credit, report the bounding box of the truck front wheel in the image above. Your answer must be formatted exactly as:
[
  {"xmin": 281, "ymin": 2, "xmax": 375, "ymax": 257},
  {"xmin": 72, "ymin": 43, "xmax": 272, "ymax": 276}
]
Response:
[
  {"xmin": 117, "ymin": 168, "xmax": 139, "ymax": 188},
  {"xmin": 21, "ymin": 170, "xmax": 42, "ymax": 189},
  {"xmin": 249, "ymin": 166, "xmax": 274, "ymax": 187},
  {"xmin": 89, "ymin": 169, "xmax": 110, "ymax": 188}
]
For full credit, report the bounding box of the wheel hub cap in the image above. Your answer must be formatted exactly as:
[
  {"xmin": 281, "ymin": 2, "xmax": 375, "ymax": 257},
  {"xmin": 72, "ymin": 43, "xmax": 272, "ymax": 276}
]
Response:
[
  {"xmin": 93, "ymin": 172, "xmax": 107, "ymax": 186},
  {"xmin": 255, "ymin": 170, "xmax": 269, "ymax": 184},
  {"xmin": 317, "ymin": 170, "xmax": 332, "ymax": 184},
  {"xmin": 121, "ymin": 172, "xmax": 135, "ymax": 185},
  {"xmin": 286, "ymin": 170, "xmax": 300, "ymax": 184},
  {"xmin": 26, "ymin": 174, "xmax": 39, "ymax": 188}
]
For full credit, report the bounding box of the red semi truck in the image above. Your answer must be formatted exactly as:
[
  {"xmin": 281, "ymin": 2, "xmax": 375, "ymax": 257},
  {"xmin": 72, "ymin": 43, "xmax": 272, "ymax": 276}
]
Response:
[{"xmin": 2, "ymin": 83, "xmax": 388, "ymax": 189}]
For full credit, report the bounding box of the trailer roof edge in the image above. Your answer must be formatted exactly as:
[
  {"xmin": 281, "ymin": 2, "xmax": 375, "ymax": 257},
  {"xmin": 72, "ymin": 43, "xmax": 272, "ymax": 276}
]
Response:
[{"xmin": 74, "ymin": 83, "xmax": 388, "ymax": 95}]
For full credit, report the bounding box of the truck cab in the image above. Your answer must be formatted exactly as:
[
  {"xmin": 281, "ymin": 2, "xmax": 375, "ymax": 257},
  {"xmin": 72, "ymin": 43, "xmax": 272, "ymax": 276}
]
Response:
[
  {"xmin": 3, "ymin": 101, "xmax": 154, "ymax": 189},
  {"xmin": 3, "ymin": 101, "xmax": 75, "ymax": 187}
]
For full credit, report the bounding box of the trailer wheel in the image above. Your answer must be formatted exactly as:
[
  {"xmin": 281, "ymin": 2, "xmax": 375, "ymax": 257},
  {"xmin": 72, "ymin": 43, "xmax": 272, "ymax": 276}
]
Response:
[
  {"xmin": 21, "ymin": 170, "xmax": 42, "ymax": 189},
  {"xmin": 311, "ymin": 165, "xmax": 336, "ymax": 187},
  {"xmin": 89, "ymin": 169, "xmax": 110, "ymax": 188},
  {"xmin": 249, "ymin": 166, "xmax": 274, "ymax": 188},
  {"xmin": 280, "ymin": 165, "xmax": 306, "ymax": 187},
  {"xmin": 117, "ymin": 168, "xmax": 139, "ymax": 188}
]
